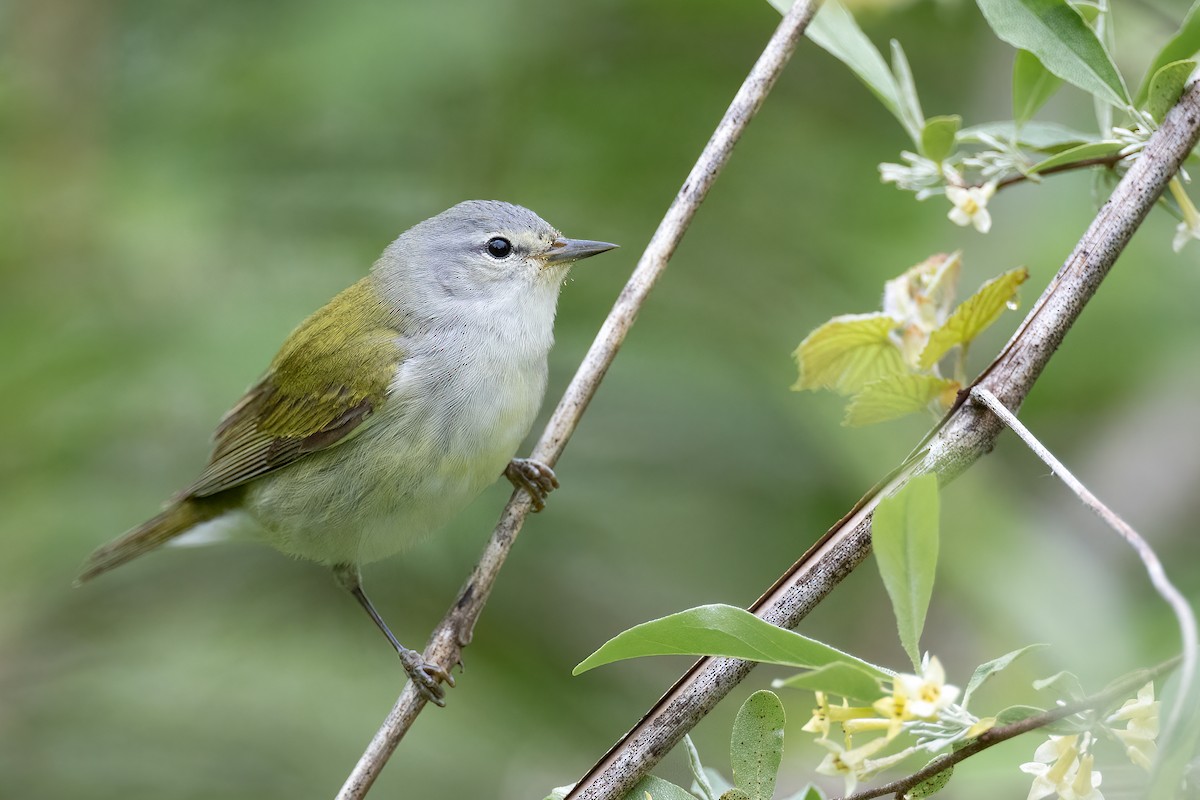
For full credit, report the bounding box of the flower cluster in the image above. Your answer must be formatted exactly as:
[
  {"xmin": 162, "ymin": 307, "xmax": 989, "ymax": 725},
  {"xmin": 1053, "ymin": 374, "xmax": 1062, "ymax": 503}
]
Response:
[{"xmin": 801, "ymin": 656, "xmax": 979, "ymax": 795}]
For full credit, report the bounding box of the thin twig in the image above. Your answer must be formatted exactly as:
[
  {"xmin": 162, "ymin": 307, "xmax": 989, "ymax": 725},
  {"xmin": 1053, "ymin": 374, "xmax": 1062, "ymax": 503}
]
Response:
[
  {"xmin": 565, "ymin": 82, "xmax": 1200, "ymax": 800},
  {"xmin": 838, "ymin": 657, "xmax": 1182, "ymax": 800},
  {"xmin": 333, "ymin": 0, "xmax": 821, "ymax": 796},
  {"xmin": 992, "ymin": 153, "xmax": 1127, "ymax": 191},
  {"xmin": 970, "ymin": 386, "xmax": 1198, "ymax": 746}
]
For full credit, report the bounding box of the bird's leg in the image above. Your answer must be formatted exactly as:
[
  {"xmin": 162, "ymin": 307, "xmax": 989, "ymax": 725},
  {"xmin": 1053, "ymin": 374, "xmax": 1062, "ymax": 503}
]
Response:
[
  {"xmin": 504, "ymin": 458, "xmax": 559, "ymax": 512},
  {"xmin": 331, "ymin": 563, "xmax": 455, "ymax": 706}
]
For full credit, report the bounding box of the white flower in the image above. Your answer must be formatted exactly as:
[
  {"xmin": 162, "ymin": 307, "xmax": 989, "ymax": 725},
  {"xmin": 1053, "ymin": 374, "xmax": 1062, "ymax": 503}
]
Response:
[
  {"xmin": 880, "ymin": 151, "xmax": 949, "ymax": 199},
  {"xmin": 945, "ymin": 183, "xmax": 996, "ymax": 233},
  {"xmin": 1105, "ymin": 682, "xmax": 1159, "ymax": 771},
  {"xmin": 891, "ymin": 655, "xmax": 961, "ymax": 720},
  {"xmin": 814, "ymin": 735, "xmax": 890, "ymax": 796},
  {"xmin": 1019, "ymin": 734, "xmax": 1104, "ymax": 800}
]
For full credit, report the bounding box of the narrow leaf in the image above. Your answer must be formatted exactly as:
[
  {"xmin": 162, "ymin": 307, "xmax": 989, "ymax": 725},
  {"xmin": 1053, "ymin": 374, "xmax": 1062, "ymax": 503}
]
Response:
[
  {"xmin": 1146, "ymin": 59, "xmax": 1197, "ymax": 122},
  {"xmin": 1135, "ymin": 0, "xmax": 1200, "ymax": 107},
  {"xmin": 921, "ymin": 115, "xmax": 962, "ymax": 163},
  {"xmin": 891, "ymin": 40, "xmax": 926, "ymax": 144},
  {"xmin": 1026, "ymin": 140, "xmax": 1125, "ymax": 174},
  {"xmin": 623, "ymin": 775, "xmax": 699, "ymax": 800},
  {"xmin": 793, "ymin": 313, "xmax": 906, "ymax": 396},
  {"xmin": 994, "ymin": 704, "xmax": 1046, "ymax": 726},
  {"xmin": 918, "ymin": 267, "xmax": 1030, "ymax": 370},
  {"xmin": 686, "ymin": 736, "xmax": 718, "ymax": 800},
  {"xmin": 962, "ymin": 644, "xmax": 1048, "ymax": 705},
  {"xmin": 1033, "ymin": 670, "xmax": 1087, "ymax": 700},
  {"xmin": 844, "ymin": 374, "xmax": 959, "ymax": 427},
  {"xmin": 974, "ymin": 0, "xmax": 1131, "ymax": 107},
  {"xmin": 958, "ymin": 120, "xmax": 1092, "ymax": 152},
  {"xmin": 730, "ymin": 691, "xmax": 785, "ymax": 800},
  {"xmin": 773, "ymin": 662, "xmax": 886, "ymax": 704},
  {"xmin": 873, "ymin": 474, "xmax": 940, "ymax": 671},
  {"xmin": 906, "ymin": 764, "xmax": 953, "ymax": 798},
  {"xmin": 1013, "ymin": 49, "xmax": 1064, "ymax": 124},
  {"xmin": 573, "ymin": 604, "xmax": 890, "ymax": 678}
]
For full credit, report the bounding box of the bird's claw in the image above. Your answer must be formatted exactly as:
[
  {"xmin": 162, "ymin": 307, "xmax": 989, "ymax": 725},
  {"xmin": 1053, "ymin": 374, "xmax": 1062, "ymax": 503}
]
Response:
[
  {"xmin": 504, "ymin": 458, "xmax": 559, "ymax": 512},
  {"xmin": 399, "ymin": 649, "xmax": 455, "ymax": 707}
]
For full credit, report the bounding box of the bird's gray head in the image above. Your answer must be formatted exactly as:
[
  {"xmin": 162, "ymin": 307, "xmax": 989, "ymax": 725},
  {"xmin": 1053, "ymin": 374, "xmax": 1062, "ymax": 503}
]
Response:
[{"xmin": 375, "ymin": 201, "xmax": 616, "ymax": 313}]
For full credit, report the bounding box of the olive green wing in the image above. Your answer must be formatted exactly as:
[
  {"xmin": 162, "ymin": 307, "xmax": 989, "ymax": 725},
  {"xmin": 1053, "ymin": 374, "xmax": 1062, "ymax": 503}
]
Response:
[{"xmin": 184, "ymin": 278, "xmax": 402, "ymax": 499}]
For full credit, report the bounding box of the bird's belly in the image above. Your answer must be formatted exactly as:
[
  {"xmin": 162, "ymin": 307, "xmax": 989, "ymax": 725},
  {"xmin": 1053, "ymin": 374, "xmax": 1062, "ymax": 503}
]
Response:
[{"xmin": 243, "ymin": 360, "xmax": 543, "ymax": 565}]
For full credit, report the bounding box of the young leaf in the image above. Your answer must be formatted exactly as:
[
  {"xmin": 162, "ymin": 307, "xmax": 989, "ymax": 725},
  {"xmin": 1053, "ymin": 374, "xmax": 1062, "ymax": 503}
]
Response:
[
  {"xmin": 623, "ymin": 775, "xmax": 699, "ymax": 800},
  {"xmin": 1033, "ymin": 670, "xmax": 1087, "ymax": 700},
  {"xmin": 921, "ymin": 116, "xmax": 962, "ymax": 163},
  {"xmin": 844, "ymin": 374, "xmax": 959, "ymax": 427},
  {"xmin": 793, "ymin": 313, "xmax": 907, "ymax": 395},
  {"xmin": 891, "ymin": 40, "xmax": 926, "ymax": 145},
  {"xmin": 770, "ymin": 0, "xmax": 922, "ymax": 145},
  {"xmin": 686, "ymin": 736, "xmax": 718, "ymax": 800},
  {"xmin": 1026, "ymin": 140, "xmax": 1125, "ymax": 174},
  {"xmin": 918, "ymin": 267, "xmax": 1030, "ymax": 370},
  {"xmin": 780, "ymin": 787, "xmax": 827, "ymax": 800},
  {"xmin": 906, "ymin": 764, "xmax": 953, "ymax": 798},
  {"xmin": 773, "ymin": 662, "xmax": 886, "ymax": 704},
  {"xmin": 1013, "ymin": 49, "xmax": 1064, "ymax": 124},
  {"xmin": 1145, "ymin": 59, "xmax": 1197, "ymax": 123},
  {"xmin": 961, "ymin": 644, "xmax": 1048, "ymax": 706},
  {"xmin": 974, "ymin": 0, "xmax": 1131, "ymax": 108},
  {"xmin": 573, "ymin": 604, "xmax": 890, "ymax": 678},
  {"xmin": 1135, "ymin": 0, "xmax": 1200, "ymax": 107},
  {"xmin": 730, "ymin": 691, "xmax": 785, "ymax": 800},
  {"xmin": 872, "ymin": 474, "xmax": 940, "ymax": 671},
  {"xmin": 993, "ymin": 704, "xmax": 1046, "ymax": 726},
  {"xmin": 958, "ymin": 120, "xmax": 1093, "ymax": 152}
]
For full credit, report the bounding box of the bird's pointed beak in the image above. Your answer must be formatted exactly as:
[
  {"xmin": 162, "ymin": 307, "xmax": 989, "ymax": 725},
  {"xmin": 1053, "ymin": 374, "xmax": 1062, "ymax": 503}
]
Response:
[{"xmin": 542, "ymin": 237, "xmax": 619, "ymax": 265}]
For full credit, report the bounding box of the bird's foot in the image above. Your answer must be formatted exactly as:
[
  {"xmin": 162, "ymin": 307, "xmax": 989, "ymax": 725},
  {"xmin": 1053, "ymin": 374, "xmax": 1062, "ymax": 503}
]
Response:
[
  {"xmin": 504, "ymin": 458, "xmax": 559, "ymax": 512},
  {"xmin": 398, "ymin": 647, "xmax": 455, "ymax": 707}
]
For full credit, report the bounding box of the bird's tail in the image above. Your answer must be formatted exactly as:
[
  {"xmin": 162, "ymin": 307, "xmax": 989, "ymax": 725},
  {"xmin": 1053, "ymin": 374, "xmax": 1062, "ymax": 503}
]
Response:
[{"xmin": 76, "ymin": 500, "xmax": 221, "ymax": 585}]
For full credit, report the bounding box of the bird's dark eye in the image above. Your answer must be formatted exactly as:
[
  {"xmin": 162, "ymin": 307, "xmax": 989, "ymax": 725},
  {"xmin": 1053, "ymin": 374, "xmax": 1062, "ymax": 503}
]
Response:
[{"xmin": 486, "ymin": 237, "xmax": 513, "ymax": 259}]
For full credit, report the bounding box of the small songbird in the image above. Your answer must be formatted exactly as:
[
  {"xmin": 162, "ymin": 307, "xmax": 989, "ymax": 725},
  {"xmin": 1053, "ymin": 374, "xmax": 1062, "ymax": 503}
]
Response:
[{"xmin": 78, "ymin": 200, "xmax": 617, "ymax": 704}]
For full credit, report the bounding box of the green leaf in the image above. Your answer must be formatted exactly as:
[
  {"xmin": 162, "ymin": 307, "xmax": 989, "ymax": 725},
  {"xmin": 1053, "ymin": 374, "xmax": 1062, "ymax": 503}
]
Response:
[
  {"xmin": 770, "ymin": 0, "xmax": 922, "ymax": 145},
  {"xmin": 1013, "ymin": 49, "xmax": 1064, "ymax": 124},
  {"xmin": 1145, "ymin": 59, "xmax": 1197, "ymax": 122},
  {"xmin": 962, "ymin": 644, "xmax": 1048, "ymax": 706},
  {"xmin": 906, "ymin": 764, "xmax": 953, "ymax": 798},
  {"xmin": 958, "ymin": 120, "xmax": 1093, "ymax": 152},
  {"xmin": 780, "ymin": 787, "xmax": 827, "ymax": 800},
  {"xmin": 1033, "ymin": 670, "xmax": 1087, "ymax": 700},
  {"xmin": 1135, "ymin": 0, "xmax": 1200, "ymax": 107},
  {"xmin": 1026, "ymin": 140, "xmax": 1125, "ymax": 174},
  {"xmin": 773, "ymin": 662, "xmax": 887, "ymax": 704},
  {"xmin": 844, "ymin": 375, "xmax": 959, "ymax": 427},
  {"xmin": 686, "ymin": 736, "xmax": 718, "ymax": 800},
  {"xmin": 573, "ymin": 604, "xmax": 890, "ymax": 678},
  {"xmin": 974, "ymin": 0, "xmax": 1130, "ymax": 107},
  {"xmin": 921, "ymin": 115, "xmax": 962, "ymax": 163},
  {"xmin": 793, "ymin": 313, "xmax": 907, "ymax": 396},
  {"xmin": 918, "ymin": 268, "xmax": 1030, "ymax": 370},
  {"xmin": 891, "ymin": 40, "xmax": 926, "ymax": 145},
  {"xmin": 730, "ymin": 691, "xmax": 785, "ymax": 800},
  {"xmin": 994, "ymin": 704, "xmax": 1046, "ymax": 726},
  {"xmin": 719, "ymin": 792, "xmax": 752, "ymax": 800},
  {"xmin": 872, "ymin": 474, "xmax": 940, "ymax": 670},
  {"xmin": 623, "ymin": 775, "xmax": 699, "ymax": 800}
]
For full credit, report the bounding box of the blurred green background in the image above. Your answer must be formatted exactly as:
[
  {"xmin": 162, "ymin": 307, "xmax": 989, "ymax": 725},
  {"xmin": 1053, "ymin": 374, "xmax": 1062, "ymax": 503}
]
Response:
[{"xmin": 3, "ymin": 0, "xmax": 1198, "ymax": 797}]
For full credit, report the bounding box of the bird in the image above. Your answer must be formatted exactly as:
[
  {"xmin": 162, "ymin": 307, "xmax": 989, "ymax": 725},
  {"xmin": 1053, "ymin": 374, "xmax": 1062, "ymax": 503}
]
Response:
[{"xmin": 77, "ymin": 200, "xmax": 617, "ymax": 704}]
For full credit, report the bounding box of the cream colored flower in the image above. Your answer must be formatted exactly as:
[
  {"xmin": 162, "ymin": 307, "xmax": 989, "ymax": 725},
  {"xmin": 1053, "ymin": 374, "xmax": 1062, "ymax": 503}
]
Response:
[
  {"xmin": 892, "ymin": 656, "xmax": 961, "ymax": 720},
  {"xmin": 814, "ymin": 735, "xmax": 890, "ymax": 796},
  {"xmin": 1106, "ymin": 682, "xmax": 1159, "ymax": 771},
  {"xmin": 945, "ymin": 183, "xmax": 996, "ymax": 233}
]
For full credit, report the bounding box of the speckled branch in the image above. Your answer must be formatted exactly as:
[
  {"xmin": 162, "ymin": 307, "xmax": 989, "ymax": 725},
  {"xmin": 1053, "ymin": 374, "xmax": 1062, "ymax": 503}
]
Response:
[
  {"xmin": 333, "ymin": 1, "xmax": 821, "ymax": 797},
  {"xmin": 563, "ymin": 83, "xmax": 1200, "ymax": 800}
]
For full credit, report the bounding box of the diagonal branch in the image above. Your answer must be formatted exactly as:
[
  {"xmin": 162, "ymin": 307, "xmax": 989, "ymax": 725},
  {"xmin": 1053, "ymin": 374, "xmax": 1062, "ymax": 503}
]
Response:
[
  {"xmin": 564, "ymin": 82, "xmax": 1200, "ymax": 800},
  {"xmin": 333, "ymin": 1, "xmax": 821, "ymax": 797}
]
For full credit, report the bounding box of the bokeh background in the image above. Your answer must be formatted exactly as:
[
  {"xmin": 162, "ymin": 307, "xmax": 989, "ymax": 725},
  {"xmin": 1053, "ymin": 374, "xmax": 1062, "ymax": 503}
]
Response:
[{"xmin": 3, "ymin": 0, "xmax": 1198, "ymax": 797}]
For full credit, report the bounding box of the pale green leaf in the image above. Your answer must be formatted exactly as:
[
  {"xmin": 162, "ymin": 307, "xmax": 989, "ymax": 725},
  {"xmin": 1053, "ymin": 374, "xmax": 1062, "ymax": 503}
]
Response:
[
  {"xmin": 921, "ymin": 115, "xmax": 962, "ymax": 163},
  {"xmin": 872, "ymin": 474, "xmax": 940, "ymax": 670},
  {"xmin": 769, "ymin": 0, "xmax": 921, "ymax": 145},
  {"xmin": 686, "ymin": 736, "xmax": 718, "ymax": 800},
  {"xmin": 843, "ymin": 375, "xmax": 959, "ymax": 427},
  {"xmin": 793, "ymin": 313, "xmax": 906, "ymax": 396},
  {"xmin": 891, "ymin": 40, "xmax": 926, "ymax": 144},
  {"xmin": 719, "ymin": 791, "xmax": 752, "ymax": 800},
  {"xmin": 573, "ymin": 604, "xmax": 890, "ymax": 678},
  {"xmin": 958, "ymin": 120, "xmax": 1092, "ymax": 152},
  {"xmin": 1146, "ymin": 59, "xmax": 1197, "ymax": 122},
  {"xmin": 780, "ymin": 787, "xmax": 827, "ymax": 800},
  {"xmin": 1135, "ymin": 0, "xmax": 1200, "ymax": 107},
  {"xmin": 974, "ymin": 0, "xmax": 1131, "ymax": 107},
  {"xmin": 730, "ymin": 691, "xmax": 785, "ymax": 800},
  {"xmin": 623, "ymin": 775, "xmax": 698, "ymax": 800},
  {"xmin": 1026, "ymin": 140, "xmax": 1125, "ymax": 174},
  {"xmin": 1013, "ymin": 49, "xmax": 1064, "ymax": 124},
  {"xmin": 918, "ymin": 267, "xmax": 1030, "ymax": 370},
  {"xmin": 1033, "ymin": 670, "xmax": 1086, "ymax": 699},
  {"xmin": 773, "ymin": 662, "xmax": 886, "ymax": 704},
  {"xmin": 906, "ymin": 764, "xmax": 953, "ymax": 798},
  {"xmin": 994, "ymin": 704, "xmax": 1046, "ymax": 726},
  {"xmin": 962, "ymin": 644, "xmax": 1048, "ymax": 705}
]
